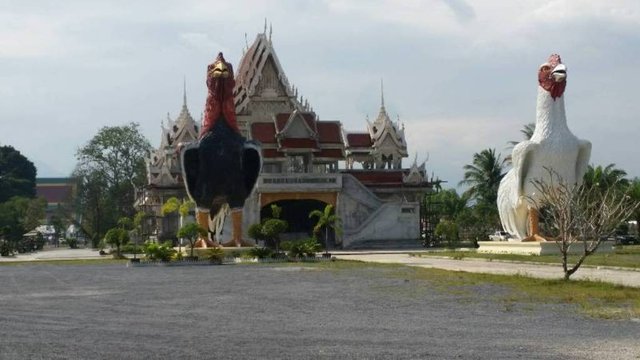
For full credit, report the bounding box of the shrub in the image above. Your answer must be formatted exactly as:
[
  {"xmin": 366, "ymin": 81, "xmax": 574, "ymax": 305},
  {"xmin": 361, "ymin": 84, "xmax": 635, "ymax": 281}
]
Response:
[
  {"xmin": 66, "ymin": 238, "xmax": 78, "ymax": 249},
  {"xmin": 0, "ymin": 241, "xmax": 14, "ymax": 257},
  {"xmin": 247, "ymin": 246, "xmax": 273, "ymax": 259},
  {"xmin": 207, "ymin": 247, "xmax": 225, "ymax": 264},
  {"xmin": 287, "ymin": 238, "xmax": 322, "ymax": 258},
  {"xmin": 143, "ymin": 241, "xmax": 176, "ymax": 262}
]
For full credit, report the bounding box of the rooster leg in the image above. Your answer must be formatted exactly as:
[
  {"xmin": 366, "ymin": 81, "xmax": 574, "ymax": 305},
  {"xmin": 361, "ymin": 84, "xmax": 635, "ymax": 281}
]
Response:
[
  {"xmin": 522, "ymin": 208, "xmax": 546, "ymax": 242},
  {"xmin": 194, "ymin": 209, "xmax": 219, "ymax": 248},
  {"xmin": 222, "ymin": 208, "xmax": 253, "ymax": 247}
]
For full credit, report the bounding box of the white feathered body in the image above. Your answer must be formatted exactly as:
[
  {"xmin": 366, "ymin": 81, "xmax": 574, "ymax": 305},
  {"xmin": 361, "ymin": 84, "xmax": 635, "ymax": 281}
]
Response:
[{"xmin": 497, "ymin": 87, "xmax": 591, "ymax": 240}]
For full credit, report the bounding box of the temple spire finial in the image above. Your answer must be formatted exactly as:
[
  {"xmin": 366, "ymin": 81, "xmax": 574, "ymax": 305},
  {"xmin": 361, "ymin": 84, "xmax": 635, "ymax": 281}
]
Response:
[
  {"xmin": 380, "ymin": 78, "xmax": 385, "ymax": 108},
  {"xmin": 264, "ymin": 18, "xmax": 267, "ymax": 34},
  {"xmin": 269, "ymin": 22, "xmax": 273, "ymax": 42},
  {"xmin": 182, "ymin": 76, "xmax": 187, "ymax": 108}
]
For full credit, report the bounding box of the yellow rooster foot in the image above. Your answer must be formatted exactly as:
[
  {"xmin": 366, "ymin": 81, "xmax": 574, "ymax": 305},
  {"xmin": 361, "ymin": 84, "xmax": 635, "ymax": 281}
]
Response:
[
  {"xmin": 194, "ymin": 237, "xmax": 219, "ymax": 248},
  {"xmin": 521, "ymin": 234, "xmax": 547, "ymax": 242}
]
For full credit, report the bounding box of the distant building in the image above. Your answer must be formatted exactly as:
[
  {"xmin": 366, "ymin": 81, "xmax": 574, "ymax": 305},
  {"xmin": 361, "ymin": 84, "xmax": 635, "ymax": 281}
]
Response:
[
  {"xmin": 35, "ymin": 177, "xmax": 77, "ymax": 222},
  {"xmin": 137, "ymin": 29, "xmax": 435, "ymax": 248},
  {"xmin": 135, "ymin": 87, "xmax": 199, "ymax": 241}
]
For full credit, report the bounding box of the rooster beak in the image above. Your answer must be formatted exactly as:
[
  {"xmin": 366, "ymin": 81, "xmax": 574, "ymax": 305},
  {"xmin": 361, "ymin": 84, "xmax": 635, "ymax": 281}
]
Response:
[{"xmin": 551, "ymin": 64, "xmax": 567, "ymax": 82}]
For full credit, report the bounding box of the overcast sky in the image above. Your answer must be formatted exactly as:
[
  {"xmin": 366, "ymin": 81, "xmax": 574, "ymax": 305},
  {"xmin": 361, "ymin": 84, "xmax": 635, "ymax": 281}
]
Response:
[{"xmin": 1, "ymin": 0, "xmax": 639, "ymax": 189}]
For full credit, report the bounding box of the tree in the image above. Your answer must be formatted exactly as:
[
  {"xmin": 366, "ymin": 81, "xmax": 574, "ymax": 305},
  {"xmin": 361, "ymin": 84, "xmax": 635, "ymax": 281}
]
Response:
[
  {"xmin": 435, "ymin": 219, "xmax": 459, "ymax": 248},
  {"xmin": 73, "ymin": 123, "xmax": 151, "ymax": 246},
  {"xmin": 177, "ymin": 222, "xmax": 207, "ymax": 259},
  {"xmin": 459, "ymin": 148, "xmax": 507, "ymax": 207},
  {"xmin": 104, "ymin": 228, "xmax": 130, "ymax": 259},
  {"xmin": 429, "ymin": 189, "xmax": 468, "ymax": 221},
  {"xmin": 0, "ymin": 145, "xmax": 37, "ymax": 203},
  {"xmin": 531, "ymin": 170, "xmax": 639, "ymax": 280},
  {"xmin": 507, "ymin": 123, "xmax": 535, "ymax": 148},
  {"xmin": 629, "ymin": 179, "xmax": 640, "ymax": 235},
  {"xmin": 309, "ymin": 204, "xmax": 341, "ymax": 256},
  {"xmin": 0, "ymin": 197, "xmax": 46, "ymax": 248},
  {"xmin": 582, "ymin": 164, "xmax": 629, "ymax": 193},
  {"xmin": 248, "ymin": 204, "xmax": 287, "ymax": 254},
  {"xmin": 161, "ymin": 197, "xmax": 195, "ymax": 231},
  {"xmin": 506, "ymin": 123, "xmax": 535, "ymax": 166}
]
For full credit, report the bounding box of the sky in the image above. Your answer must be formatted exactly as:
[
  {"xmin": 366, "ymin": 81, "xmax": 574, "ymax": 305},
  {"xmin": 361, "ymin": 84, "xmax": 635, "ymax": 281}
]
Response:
[{"xmin": 1, "ymin": 0, "xmax": 639, "ymax": 189}]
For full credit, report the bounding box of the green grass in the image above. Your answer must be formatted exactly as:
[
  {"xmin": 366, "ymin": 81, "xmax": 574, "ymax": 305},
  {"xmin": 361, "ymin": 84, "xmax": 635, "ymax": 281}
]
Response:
[
  {"xmin": 413, "ymin": 245, "xmax": 640, "ymax": 269},
  {"xmin": 300, "ymin": 260, "xmax": 640, "ymax": 320}
]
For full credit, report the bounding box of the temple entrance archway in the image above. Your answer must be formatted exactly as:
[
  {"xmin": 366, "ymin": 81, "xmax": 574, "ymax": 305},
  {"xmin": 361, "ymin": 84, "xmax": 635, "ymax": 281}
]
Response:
[{"xmin": 261, "ymin": 199, "xmax": 328, "ymax": 235}]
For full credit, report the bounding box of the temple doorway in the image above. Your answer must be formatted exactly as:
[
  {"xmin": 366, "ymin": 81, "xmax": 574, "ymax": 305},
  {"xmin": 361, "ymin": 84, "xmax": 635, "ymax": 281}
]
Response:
[{"xmin": 261, "ymin": 199, "xmax": 334, "ymax": 244}]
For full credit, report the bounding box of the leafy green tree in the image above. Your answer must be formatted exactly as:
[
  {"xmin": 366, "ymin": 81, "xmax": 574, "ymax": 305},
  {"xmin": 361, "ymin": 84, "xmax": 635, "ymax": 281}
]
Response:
[
  {"xmin": 0, "ymin": 145, "xmax": 37, "ymax": 203},
  {"xmin": 261, "ymin": 218, "xmax": 288, "ymax": 254},
  {"xmin": 162, "ymin": 197, "xmax": 195, "ymax": 232},
  {"xmin": 428, "ymin": 189, "xmax": 468, "ymax": 221},
  {"xmin": 459, "ymin": 149, "xmax": 506, "ymax": 207},
  {"xmin": 0, "ymin": 197, "xmax": 46, "ymax": 244},
  {"xmin": 309, "ymin": 204, "xmax": 341, "ymax": 255},
  {"xmin": 104, "ymin": 228, "xmax": 130, "ymax": 259},
  {"xmin": 73, "ymin": 123, "xmax": 151, "ymax": 246},
  {"xmin": 177, "ymin": 222, "xmax": 207, "ymax": 258},
  {"xmin": 435, "ymin": 219, "xmax": 459, "ymax": 248}
]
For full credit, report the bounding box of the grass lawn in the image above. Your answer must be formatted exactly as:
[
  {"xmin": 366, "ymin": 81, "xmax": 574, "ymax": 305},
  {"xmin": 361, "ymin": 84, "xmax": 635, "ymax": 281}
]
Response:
[
  {"xmin": 301, "ymin": 260, "xmax": 640, "ymax": 320},
  {"xmin": 414, "ymin": 245, "xmax": 640, "ymax": 269}
]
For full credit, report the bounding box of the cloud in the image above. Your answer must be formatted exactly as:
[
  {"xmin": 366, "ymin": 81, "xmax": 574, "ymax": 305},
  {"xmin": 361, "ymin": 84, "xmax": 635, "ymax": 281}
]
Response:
[
  {"xmin": 180, "ymin": 32, "xmax": 227, "ymax": 54},
  {"xmin": 0, "ymin": 14, "xmax": 64, "ymax": 58}
]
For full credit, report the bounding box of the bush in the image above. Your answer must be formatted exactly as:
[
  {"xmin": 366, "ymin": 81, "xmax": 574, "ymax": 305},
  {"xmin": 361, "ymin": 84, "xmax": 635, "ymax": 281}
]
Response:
[
  {"xmin": 0, "ymin": 241, "xmax": 14, "ymax": 257},
  {"xmin": 207, "ymin": 247, "xmax": 225, "ymax": 264},
  {"xmin": 247, "ymin": 246, "xmax": 273, "ymax": 259},
  {"xmin": 66, "ymin": 238, "xmax": 79, "ymax": 249},
  {"xmin": 286, "ymin": 238, "xmax": 322, "ymax": 258},
  {"xmin": 143, "ymin": 241, "xmax": 176, "ymax": 262},
  {"xmin": 121, "ymin": 243, "xmax": 143, "ymax": 254}
]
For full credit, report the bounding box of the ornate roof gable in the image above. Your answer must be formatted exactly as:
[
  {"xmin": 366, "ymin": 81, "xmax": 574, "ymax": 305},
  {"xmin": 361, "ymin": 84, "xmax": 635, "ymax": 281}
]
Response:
[{"xmin": 235, "ymin": 32, "xmax": 310, "ymax": 115}]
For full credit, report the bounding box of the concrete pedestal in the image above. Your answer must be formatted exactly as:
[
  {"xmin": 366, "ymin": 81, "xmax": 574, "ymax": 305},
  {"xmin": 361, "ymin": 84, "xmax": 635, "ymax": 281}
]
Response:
[{"xmin": 477, "ymin": 241, "xmax": 613, "ymax": 255}]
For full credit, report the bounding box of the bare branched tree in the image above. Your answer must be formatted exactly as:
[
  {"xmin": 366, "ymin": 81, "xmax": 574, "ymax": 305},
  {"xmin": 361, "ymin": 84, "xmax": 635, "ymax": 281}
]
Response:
[{"xmin": 531, "ymin": 169, "xmax": 639, "ymax": 280}]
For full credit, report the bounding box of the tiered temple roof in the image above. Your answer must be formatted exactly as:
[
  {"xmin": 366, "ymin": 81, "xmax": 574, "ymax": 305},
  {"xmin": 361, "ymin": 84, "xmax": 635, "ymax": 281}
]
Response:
[
  {"xmin": 146, "ymin": 86, "xmax": 199, "ymax": 188},
  {"xmin": 344, "ymin": 82, "xmax": 408, "ymax": 170}
]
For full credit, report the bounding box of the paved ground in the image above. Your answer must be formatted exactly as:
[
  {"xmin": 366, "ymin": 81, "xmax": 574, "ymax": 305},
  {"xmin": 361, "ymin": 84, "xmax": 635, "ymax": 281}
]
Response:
[
  {"xmin": 0, "ymin": 262, "xmax": 639, "ymax": 359},
  {"xmin": 0, "ymin": 247, "xmax": 104, "ymax": 262},
  {"xmin": 332, "ymin": 252, "xmax": 640, "ymax": 288}
]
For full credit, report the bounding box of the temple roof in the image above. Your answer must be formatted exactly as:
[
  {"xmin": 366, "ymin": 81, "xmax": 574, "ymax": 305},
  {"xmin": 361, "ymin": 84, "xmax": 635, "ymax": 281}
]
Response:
[
  {"xmin": 234, "ymin": 32, "xmax": 306, "ymax": 114},
  {"xmin": 250, "ymin": 111, "xmax": 345, "ymax": 159},
  {"xmin": 147, "ymin": 85, "xmax": 199, "ymax": 187},
  {"xmin": 345, "ymin": 132, "xmax": 373, "ymax": 148}
]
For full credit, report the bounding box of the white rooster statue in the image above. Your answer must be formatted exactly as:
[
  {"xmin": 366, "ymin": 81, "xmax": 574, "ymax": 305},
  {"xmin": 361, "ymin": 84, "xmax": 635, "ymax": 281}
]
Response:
[{"xmin": 497, "ymin": 54, "xmax": 591, "ymax": 241}]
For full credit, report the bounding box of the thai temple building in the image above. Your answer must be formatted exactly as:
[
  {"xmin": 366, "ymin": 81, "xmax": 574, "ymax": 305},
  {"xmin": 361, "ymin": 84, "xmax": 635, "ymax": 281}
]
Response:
[{"xmin": 137, "ymin": 29, "xmax": 434, "ymax": 248}]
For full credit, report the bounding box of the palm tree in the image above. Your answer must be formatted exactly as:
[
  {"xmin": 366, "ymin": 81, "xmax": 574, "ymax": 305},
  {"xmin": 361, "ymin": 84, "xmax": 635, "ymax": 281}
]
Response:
[
  {"xmin": 459, "ymin": 149, "xmax": 507, "ymax": 206},
  {"xmin": 309, "ymin": 204, "xmax": 341, "ymax": 257},
  {"xmin": 505, "ymin": 123, "xmax": 535, "ymax": 165},
  {"xmin": 582, "ymin": 164, "xmax": 629, "ymax": 193},
  {"xmin": 507, "ymin": 122, "xmax": 535, "ymax": 148}
]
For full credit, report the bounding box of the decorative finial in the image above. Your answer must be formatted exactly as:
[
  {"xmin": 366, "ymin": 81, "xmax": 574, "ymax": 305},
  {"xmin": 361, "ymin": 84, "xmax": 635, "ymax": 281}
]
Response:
[
  {"xmin": 269, "ymin": 23, "xmax": 273, "ymax": 42},
  {"xmin": 381, "ymin": 78, "xmax": 385, "ymax": 108},
  {"xmin": 244, "ymin": 32, "xmax": 249, "ymax": 50},
  {"xmin": 182, "ymin": 76, "xmax": 187, "ymax": 108},
  {"xmin": 264, "ymin": 18, "xmax": 267, "ymax": 34}
]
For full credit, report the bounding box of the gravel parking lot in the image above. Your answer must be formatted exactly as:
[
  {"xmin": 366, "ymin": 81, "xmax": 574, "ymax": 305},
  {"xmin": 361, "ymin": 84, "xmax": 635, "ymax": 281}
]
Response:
[{"xmin": 0, "ymin": 262, "xmax": 638, "ymax": 359}]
